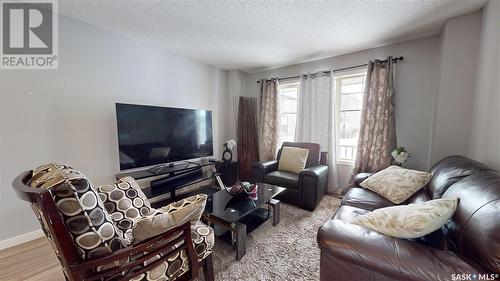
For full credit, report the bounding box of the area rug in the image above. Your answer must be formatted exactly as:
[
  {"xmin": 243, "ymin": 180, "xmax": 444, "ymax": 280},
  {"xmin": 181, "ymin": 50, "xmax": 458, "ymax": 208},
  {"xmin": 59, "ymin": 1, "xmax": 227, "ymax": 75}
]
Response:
[{"xmin": 197, "ymin": 195, "xmax": 341, "ymax": 281}]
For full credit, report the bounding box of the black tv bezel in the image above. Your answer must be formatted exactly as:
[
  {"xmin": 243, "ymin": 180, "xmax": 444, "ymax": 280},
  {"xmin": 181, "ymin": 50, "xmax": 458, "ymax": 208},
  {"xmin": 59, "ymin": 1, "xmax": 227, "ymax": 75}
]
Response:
[{"xmin": 115, "ymin": 102, "xmax": 214, "ymax": 171}]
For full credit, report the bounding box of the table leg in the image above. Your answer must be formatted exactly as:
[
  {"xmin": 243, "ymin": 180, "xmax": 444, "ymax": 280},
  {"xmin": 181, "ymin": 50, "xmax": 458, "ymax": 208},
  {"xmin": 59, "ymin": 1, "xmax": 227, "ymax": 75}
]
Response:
[
  {"xmin": 234, "ymin": 223, "xmax": 246, "ymax": 261},
  {"xmin": 267, "ymin": 199, "xmax": 280, "ymax": 226}
]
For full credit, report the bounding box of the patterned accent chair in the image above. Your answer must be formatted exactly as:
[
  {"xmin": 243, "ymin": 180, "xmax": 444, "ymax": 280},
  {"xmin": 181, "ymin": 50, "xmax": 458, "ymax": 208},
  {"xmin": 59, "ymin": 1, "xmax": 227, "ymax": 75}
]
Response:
[{"xmin": 12, "ymin": 163, "xmax": 215, "ymax": 281}]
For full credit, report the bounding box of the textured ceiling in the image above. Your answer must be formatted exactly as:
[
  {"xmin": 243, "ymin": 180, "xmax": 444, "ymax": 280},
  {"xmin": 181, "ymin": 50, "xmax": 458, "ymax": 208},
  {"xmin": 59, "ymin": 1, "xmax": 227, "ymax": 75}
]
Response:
[{"xmin": 58, "ymin": 0, "xmax": 487, "ymax": 73}]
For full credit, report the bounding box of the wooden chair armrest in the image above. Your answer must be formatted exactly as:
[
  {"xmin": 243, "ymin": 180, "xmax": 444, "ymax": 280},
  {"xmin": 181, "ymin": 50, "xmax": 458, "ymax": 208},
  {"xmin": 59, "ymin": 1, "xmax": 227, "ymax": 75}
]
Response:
[{"xmin": 71, "ymin": 221, "xmax": 199, "ymax": 280}]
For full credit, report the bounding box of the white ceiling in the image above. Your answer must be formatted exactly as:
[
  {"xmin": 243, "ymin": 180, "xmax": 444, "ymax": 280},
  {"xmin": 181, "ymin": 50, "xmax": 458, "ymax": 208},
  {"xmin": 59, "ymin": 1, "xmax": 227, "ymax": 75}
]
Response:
[{"xmin": 58, "ymin": 0, "xmax": 487, "ymax": 73}]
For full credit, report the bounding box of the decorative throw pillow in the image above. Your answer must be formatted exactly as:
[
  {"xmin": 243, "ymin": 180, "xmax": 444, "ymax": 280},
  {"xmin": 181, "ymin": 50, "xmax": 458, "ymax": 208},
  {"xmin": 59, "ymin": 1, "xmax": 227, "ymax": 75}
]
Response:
[
  {"xmin": 351, "ymin": 198, "xmax": 458, "ymax": 239},
  {"xmin": 29, "ymin": 163, "xmax": 126, "ymax": 259},
  {"xmin": 133, "ymin": 194, "xmax": 207, "ymax": 242},
  {"xmin": 360, "ymin": 166, "xmax": 432, "ymax": 204},
  {"xmin": 96, "ymin": 176, "xmax": 154, "ymax": 244},
  {"xmin": 278, "ymin": 147, "xmax": 309, "ymax": 174}
]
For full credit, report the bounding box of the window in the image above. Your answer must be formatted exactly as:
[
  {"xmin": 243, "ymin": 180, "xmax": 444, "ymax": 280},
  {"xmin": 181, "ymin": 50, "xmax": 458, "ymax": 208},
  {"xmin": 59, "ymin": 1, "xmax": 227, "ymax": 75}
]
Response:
[
  {"xmin": 277, "ymin": 82, "xmax": 299, "ymax": 146},
  {"xmin": 335, "ymin": 72, "xmax": 367, "ymax": 163}
]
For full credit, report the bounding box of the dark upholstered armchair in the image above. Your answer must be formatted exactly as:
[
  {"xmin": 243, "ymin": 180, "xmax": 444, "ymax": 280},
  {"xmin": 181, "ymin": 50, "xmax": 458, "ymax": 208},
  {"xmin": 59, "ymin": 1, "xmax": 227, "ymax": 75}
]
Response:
[{"xmin": 251, "ymin": 142, "xmax": 328, "ymax": 211}]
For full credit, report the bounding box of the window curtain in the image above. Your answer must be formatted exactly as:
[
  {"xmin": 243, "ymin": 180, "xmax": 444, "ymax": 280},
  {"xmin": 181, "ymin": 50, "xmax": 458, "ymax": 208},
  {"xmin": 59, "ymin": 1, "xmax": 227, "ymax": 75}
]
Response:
[
  {"xmin": 295, "ymin": 72, "xmax": 339, "ymax": 193},
  {"xmin": 237, "ymin": 96, "xmax": 259, "ymax": 181},
  {"xmin": 258, "ymin": 79, "xmax": 279, "ymax": 161},
  {"xmin": 350, "ymin": 57, "xmax": 397, "ymax": 182}
]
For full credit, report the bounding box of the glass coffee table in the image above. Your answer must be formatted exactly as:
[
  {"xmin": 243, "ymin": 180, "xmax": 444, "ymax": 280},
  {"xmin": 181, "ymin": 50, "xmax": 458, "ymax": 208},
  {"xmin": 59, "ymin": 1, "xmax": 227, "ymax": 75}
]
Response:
[{"xmin": 203, "ymin": 183, "xmax": 285, "ymax": 260}]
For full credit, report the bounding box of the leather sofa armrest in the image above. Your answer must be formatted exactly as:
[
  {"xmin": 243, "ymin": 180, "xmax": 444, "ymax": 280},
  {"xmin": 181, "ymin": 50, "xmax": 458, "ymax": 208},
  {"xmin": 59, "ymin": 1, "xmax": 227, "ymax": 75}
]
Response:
[
  {"xmin": 317, "ymin": 219, "xmax": 485, "ymax": 280},
  {"xmin": 353, "ymin": 172, "xmax": 374, "ymax": 187},
  {"xmin": 298, "ymin": 165, "xmax": 329, "ymax": 211},
  {"xmin": 300, "ymin": 165, "xmax": 328, "ymax": 178},
  {"xmin": 251, "ymin": 160, "xmax": 278, "ymax": 183},
  {"xmin": 253, "ymin": 160, "xmax": 278, "ymax": 174}
]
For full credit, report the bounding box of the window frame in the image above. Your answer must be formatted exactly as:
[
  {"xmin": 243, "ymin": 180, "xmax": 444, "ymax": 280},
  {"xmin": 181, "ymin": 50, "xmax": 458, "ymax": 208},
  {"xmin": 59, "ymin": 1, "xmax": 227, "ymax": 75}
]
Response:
[{"xmin": 334, "ymin": 69, "xmax": 367, "ymax": 166}]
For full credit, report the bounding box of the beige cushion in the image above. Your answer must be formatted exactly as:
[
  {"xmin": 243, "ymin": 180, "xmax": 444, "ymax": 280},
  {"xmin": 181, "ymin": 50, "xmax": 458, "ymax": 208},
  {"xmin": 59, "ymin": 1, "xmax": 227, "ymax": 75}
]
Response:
[
  {"xmin": 360, "ymin": 166, "xmax": 432, "ymax": 204},
  {"xmin": 351, "ymin": 198, "xmax": 458, "ymax": 239},
  {"xmin": 278, "ymin": 147, "xmax": 309, "ymax": 174},
  {"xmin": 132, "ymin": 194, "xmax": 207, "ymax": 242}
]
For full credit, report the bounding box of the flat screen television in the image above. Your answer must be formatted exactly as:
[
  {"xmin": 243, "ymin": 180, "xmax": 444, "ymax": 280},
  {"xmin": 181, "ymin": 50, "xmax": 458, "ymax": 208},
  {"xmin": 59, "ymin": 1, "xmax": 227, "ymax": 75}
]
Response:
[{"xmin": 116, "ymin": 103, "xmax": 213, "ymax": 170}]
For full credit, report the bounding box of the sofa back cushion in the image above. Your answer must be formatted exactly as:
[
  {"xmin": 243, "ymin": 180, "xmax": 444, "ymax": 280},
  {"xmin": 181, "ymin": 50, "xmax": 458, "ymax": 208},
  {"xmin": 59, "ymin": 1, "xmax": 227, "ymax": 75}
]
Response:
[
  {"xmin": 278, "ymin": 142, "xmax": 320, "ymax": 168},
  {"xmin": 428, "ymin": 155, "xmax": 487, "ymax": 199},
  {"xmin": 442, "ymin": 171, "xmax": 500, "ymax": 273},
  {"xmin": 30, "ymin": 164, "xmax": 126, "ymax": 259}
]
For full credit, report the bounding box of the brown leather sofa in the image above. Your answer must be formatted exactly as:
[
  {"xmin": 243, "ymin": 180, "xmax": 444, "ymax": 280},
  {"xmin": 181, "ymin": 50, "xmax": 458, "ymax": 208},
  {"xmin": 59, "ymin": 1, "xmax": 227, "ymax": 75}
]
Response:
[
  {"xmin": 317, "ymin": 155, "xmax": 500, "ymax": 281},
  {"xmin": 251, "ymin": 142, "xmax": 328, "ymax": 211}
]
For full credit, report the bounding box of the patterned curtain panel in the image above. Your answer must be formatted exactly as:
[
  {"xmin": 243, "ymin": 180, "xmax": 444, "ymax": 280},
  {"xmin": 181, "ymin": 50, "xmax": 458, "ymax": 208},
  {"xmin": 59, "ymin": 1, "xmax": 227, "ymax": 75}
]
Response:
[
  {"xmin": 295, "ymin": 72, "xmax": 339, "ymax": 193},
  {"xmin": 351, "ymin": 57, "xmax": 397, "ymax": 182},
  {"xmin": 258, "ymin": 79, "xmax": 279, "ymax": 161},
  {"xmin": 237, "ymin": 96, "xmax": 259, "ymax": 181}
]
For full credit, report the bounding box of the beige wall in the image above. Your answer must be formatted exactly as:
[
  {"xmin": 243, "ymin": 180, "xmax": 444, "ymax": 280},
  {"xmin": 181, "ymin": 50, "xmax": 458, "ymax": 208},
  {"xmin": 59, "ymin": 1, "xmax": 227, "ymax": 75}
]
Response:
[
  {"xmin": 431, "ymin": 12, "xmax": 482, "ymax": 164},
  {"xmin": 470, "ymin": 0, "xmax": 500, "ymax": 170},
  {"xmin": 0, "ymin": 16, "xmax": 228, "ymax": 242}
]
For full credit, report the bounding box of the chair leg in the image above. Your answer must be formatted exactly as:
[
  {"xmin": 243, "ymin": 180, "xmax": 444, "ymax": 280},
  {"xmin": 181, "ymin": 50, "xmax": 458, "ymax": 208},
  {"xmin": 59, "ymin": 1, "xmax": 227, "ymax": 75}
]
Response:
[{"xmin": 202, "ymin": 254, "xmax": 214, "ymax": 281}]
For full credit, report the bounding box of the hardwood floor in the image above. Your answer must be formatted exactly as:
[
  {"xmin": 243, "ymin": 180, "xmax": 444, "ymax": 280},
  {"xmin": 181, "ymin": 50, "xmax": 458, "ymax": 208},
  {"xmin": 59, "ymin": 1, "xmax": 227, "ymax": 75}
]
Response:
[{"xmin": 0, "ymin": 238, "xmax": 65, "ymax": 281}]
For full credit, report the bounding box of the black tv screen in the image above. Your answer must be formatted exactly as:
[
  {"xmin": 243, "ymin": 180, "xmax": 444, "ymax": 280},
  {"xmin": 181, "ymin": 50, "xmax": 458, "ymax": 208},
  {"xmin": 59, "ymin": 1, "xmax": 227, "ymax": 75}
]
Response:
[{"xmin": 116, "ymin": 103, "xmax": 213, "ymax": 170}]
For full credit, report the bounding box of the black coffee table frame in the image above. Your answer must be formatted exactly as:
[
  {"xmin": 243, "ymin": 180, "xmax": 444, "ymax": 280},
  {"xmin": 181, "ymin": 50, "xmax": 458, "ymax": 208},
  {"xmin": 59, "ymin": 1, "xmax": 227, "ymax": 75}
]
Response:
[{"xmin": 203, "ymin": 184, "xmax": 284, "ymax": 260}]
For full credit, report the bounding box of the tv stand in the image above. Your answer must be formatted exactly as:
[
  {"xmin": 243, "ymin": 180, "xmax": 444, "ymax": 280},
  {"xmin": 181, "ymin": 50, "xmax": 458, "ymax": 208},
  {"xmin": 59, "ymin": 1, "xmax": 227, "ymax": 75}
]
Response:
[
  {"xmin": 146, "ymin": 160, "xmax": 201, "ymax": 175},
  {"xmin": 115, "ymin": 160, "xmax": 221, "ymax": 207}
]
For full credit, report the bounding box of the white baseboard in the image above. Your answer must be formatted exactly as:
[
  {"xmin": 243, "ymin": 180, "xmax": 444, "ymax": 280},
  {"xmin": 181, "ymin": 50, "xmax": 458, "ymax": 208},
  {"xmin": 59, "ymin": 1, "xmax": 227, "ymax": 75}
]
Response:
[{"xmin": 0, "ymin": 229, "xmax": 44, "ymax": 250}]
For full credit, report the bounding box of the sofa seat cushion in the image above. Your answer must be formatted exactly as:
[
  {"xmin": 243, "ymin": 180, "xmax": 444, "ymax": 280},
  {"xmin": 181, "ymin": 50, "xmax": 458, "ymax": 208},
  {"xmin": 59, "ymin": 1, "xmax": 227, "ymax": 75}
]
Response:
[
  {"xmin": 191, "ymin": 221, "xmax": 215, "ymax": 261},
  {"xmin": 342, "ymin": 188, "xmax": 394, "ymax": 211},
  {"xmin": 333, "ymin": 205, "xmax": 370, "ymax": 222},
  {"xmin": 317, "ymin": 219, "xmax": 486, "ymax": 281},
  {"xmin": 264, "ymin": 171, "xmax": 299, "ymax": 190}
]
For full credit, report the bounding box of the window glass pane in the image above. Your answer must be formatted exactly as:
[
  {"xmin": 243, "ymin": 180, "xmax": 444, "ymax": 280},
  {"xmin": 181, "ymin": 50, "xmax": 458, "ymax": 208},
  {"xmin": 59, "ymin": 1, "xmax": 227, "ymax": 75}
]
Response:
[
  {"xmin": 340, "ymin": 92, "xmax": 363, "ymax": 111},
  {"xmin": 337, "ymin": 72, "xmax": 366, "ymax": 162},
  {"xmin": 278, "ymin": 83, "xmax": 298, "ymax": 146},
  {"xmin": 341, "ymin": 76, "xmax": 364, "ymax": 94},
  {"xmin": 339, "ymin": 110, "xmax": 361, "ymax": 160}
]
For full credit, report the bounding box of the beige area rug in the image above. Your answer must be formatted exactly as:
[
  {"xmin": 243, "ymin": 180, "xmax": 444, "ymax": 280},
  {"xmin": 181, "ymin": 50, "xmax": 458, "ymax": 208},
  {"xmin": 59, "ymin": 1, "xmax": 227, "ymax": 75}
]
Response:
[{"xmin": 197, "ymin": 195, "xmax": 342, "ymax": 281}]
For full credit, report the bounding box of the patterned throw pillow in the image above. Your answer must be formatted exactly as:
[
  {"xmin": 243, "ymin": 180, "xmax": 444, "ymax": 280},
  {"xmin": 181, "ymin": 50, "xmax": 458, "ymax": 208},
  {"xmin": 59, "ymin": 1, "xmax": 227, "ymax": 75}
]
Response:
[
  {"xmin": 133, "ymin": 194, "xmax": 207, "ymax": 242},
  {"xmin": 29, "ymin": 163, "xmax": 126, "ymax": 259},
  {"xmin": 96, "ymin": 176, "xmax": 154, "ymax": 244},
  {"xmin": 351, "ymin": 198, "xmax": 458, "ymax": 239},
  {"xmin": 360, "ymin": 166, "xmax": 432, "ymax": 204}
]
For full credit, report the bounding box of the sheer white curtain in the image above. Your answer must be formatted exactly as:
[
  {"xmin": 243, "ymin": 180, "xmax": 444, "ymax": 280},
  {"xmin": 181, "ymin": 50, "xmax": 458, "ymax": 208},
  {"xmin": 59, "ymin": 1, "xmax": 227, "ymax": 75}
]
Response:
[{"xmin": 295, "ymin": 72, "xmax": 339, "ymax": 192}]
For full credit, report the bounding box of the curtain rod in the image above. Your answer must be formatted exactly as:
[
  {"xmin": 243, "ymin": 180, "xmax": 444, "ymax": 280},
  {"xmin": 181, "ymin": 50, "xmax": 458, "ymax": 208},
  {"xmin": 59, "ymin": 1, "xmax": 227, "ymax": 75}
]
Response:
[{"xmin": 257, "ymin": 56, "xmax": 404, "ymax": 83}]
